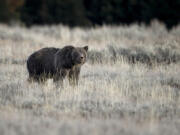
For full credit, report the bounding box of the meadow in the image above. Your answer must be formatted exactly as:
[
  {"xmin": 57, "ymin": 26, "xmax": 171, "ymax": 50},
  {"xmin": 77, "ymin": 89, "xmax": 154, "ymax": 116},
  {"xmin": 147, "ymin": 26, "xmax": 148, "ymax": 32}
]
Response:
[{"xmin": 0, "ymin": 20, "xmax": 180, "ymax": 135}]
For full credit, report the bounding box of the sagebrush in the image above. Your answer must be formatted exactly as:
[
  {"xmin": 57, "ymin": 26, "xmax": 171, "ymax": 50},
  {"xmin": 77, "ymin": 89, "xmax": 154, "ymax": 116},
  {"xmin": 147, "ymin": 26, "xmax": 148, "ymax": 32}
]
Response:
[{"xmin": 0, "ymin": 21, "xmax": 180, "ymax": 135}]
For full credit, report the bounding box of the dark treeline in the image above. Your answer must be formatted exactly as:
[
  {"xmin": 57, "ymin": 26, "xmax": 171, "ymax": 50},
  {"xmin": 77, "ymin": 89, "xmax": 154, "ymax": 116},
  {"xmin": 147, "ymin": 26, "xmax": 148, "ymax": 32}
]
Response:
[{"xmin": 0, "ymin": 0, "xmax": 179, "ymax": 29}]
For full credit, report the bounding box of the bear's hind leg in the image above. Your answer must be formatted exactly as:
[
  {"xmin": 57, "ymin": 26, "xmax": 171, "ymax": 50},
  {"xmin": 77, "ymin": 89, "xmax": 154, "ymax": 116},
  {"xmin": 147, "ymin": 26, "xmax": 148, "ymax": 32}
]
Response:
[{"xmin": 27, "ymin": 74, "xmax": 47, "ymax": 84}]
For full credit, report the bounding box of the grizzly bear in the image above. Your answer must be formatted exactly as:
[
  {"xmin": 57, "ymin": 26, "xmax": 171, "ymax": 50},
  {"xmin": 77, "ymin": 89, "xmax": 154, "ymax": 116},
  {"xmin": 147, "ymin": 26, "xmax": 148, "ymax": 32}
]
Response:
[{"xmin": 27, "ymin": 45, "xmax": 88, "ymax": 86}]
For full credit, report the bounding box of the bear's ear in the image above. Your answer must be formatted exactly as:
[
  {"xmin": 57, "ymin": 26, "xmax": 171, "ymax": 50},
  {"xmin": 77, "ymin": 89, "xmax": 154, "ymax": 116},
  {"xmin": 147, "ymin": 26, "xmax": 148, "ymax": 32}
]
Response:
[{"xmin": 83, "ymin": 46, "xmax": 88, "ymax": 52}]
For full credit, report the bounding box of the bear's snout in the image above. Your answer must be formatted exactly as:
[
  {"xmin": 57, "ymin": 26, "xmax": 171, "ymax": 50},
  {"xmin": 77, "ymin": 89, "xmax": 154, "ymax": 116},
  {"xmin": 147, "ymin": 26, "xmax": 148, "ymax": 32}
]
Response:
[
  {"xmin": 79, "ymin": 54, "xmax": 86, "ymax": 63},
  {"xmin": 80, "ymin": 54, "xmax": 84, "ymax": 60}
]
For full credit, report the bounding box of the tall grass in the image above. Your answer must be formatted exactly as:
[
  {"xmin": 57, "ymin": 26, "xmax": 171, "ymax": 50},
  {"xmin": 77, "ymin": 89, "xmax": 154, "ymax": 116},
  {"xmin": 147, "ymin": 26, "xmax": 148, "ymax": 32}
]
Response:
[{"xmin": 0, "ymin": 20, "xmax": 180, "ymax": 135}]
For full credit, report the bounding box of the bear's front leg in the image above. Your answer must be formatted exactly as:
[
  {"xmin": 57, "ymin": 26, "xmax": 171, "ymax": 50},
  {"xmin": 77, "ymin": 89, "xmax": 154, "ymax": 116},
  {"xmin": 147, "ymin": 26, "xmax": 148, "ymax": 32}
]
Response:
[
  {"xmin": 53, "ymin": 75, "xmax": 64, "ymax": 88},
  {"xmin": 68, "ymin": 67, "xmax": 80, "ymax": 86},
  {"xmin": 53, "ymin": 69, "xmax": 68, "ymax": 88}
]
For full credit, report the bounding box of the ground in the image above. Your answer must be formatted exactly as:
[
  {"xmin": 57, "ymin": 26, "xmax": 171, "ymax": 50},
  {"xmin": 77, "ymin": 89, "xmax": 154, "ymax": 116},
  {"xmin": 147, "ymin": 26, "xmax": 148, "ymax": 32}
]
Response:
[{"xmin": 0, "ymin": 20, "xmax": 180, "ymax": 135}]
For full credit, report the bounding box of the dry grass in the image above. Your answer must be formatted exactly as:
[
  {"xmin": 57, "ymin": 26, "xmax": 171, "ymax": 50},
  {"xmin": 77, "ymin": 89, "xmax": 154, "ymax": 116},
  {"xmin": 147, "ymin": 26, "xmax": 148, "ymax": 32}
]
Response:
[{"xmin": 0, "ymin": 20, "xmax": 180, "ymax": 135}]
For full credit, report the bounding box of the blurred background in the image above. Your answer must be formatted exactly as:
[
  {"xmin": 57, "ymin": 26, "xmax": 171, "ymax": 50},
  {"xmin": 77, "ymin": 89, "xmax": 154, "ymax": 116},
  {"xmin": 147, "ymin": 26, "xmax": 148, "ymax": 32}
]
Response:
[{"xmin": 0, "ymin": 0, "xmax": 179, "ymax": 29}]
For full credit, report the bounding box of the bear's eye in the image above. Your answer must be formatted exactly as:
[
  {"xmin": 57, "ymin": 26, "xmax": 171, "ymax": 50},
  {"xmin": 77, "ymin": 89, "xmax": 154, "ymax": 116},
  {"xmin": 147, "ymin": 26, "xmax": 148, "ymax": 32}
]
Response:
[{"xmin": 83, "ymin": 52, "xmax": 87, "ymax": 58}]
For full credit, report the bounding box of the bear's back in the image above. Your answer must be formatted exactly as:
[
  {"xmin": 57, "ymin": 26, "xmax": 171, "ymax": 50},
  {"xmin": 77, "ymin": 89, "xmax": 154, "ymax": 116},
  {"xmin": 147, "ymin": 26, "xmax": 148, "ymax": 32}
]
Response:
[{"xmin": 27, "ymin": 47, "xmax": 59, "ymax": 75}]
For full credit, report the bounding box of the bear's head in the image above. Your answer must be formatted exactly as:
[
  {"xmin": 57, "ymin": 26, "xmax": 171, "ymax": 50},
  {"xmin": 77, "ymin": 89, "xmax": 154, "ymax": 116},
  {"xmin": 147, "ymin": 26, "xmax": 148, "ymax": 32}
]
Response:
[{"xmin": 71, "ymin": 46, "xmax": 88, "ymax": 65}]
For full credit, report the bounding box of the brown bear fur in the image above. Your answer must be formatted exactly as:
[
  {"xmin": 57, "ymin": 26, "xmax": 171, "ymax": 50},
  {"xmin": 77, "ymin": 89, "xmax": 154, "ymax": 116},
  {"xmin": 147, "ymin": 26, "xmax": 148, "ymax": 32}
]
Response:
[{"xmin": 27, "ymin": 45, "xmax": 88, "ymax": 86}]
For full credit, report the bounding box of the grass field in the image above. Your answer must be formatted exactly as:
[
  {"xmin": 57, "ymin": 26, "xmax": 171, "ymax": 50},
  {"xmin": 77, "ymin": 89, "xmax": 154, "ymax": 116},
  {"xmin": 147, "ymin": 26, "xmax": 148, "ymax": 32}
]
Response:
[{"xmin": 0, "ymin": 20, "xmax": 180, "ymax": 135}]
